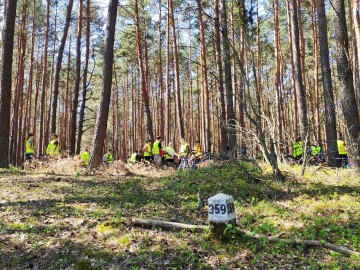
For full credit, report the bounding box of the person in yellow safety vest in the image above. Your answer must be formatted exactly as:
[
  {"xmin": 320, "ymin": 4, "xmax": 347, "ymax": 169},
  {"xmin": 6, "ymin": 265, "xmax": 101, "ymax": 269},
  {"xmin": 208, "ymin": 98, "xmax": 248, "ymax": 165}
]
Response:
[
  {"xmin": 310, "ymin": 142, "xmax": 322, "ymax": 157},
  {"xmin": 80, "ymin": 148, "xmax": 90, "ymax": 166},
  {"xmin": 164, "ymin": 142, "xmax": 176, "ymax": 163},
  {"xmin": 152, "ymin": 136, "xmax": 162, "ymax": 165},
  {"xmin": 193, "ymin": 140, "xmax": 204, "ymax": 160},
  {"xmin": 292, "ymin": 137, "xmax": 303, "ymax": 161},
  {"xmin": 50, "ymin": 141, "xmax": 61, "ymax": 158},
  {"xmin": 25, "ymin": 133, "xmax": 36, "ymax": 161},
  {"xmin": 179, "ymin": 138, "xmax": 190, "ymax": 158},
  {"xmin": 127, "ymin": 150, "xmax": 139, "ymax": 165},
  {"xmin": 46, "ymin": 133, "xmax": 58, "ymax": 155},
  {"xmin": 103, "ymin": 149, "xmax": 113, "ymax": 165},
  {"xmin": 337, "ymin": 137, "xmax": 349, "ymax": 167},
  {"xmin": 142, "ymin": 139, "xmax": 152, "ymax": 163}
]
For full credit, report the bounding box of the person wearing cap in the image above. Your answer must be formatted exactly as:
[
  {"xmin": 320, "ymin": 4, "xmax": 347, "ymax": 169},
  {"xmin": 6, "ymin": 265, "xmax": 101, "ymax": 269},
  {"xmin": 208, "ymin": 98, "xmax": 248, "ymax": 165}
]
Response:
[
  {"xmin": 152, "ymin": 136, "xmax": 163, "ymax": 166},
  {"xmin": 142, "ymin": 139, "xmax": 152, "ymax": 163},
  {"xmin": 46, "ymin": 133, "xmax": 58, "ymax": 156}
]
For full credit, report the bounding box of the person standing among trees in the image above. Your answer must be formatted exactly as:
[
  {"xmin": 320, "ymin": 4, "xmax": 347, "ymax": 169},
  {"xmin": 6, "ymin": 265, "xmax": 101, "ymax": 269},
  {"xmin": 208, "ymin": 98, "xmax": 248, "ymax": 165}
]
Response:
[
  {"xmin": 179, "ymin": 138, "xmax": 190, "ymax": 160},
  {"xmin": 152, "ymin": 136, "xmax": 162, "ymax": 166},
  {"xmin": 337, "ymin": 136, "xmax": 349, "ymax": 167},
  {"xmin": 46, "ymin": 133, "xmax": 58, "ymax": 156},
  {"xmin": 25, "ymin": 133, "xmax": 36, "ymax": 161}
]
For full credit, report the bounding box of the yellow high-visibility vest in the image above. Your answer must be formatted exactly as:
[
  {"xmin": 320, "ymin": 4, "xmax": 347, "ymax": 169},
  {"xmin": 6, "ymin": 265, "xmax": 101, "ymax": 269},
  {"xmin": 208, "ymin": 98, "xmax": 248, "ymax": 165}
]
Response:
[
  {"xmin": 26, "ymin": 139, "xmax": 35, "ymax": 154},
  {"xmin": 179, "ymin": 143, "xmax": 189, "ymax": 157},
  {"xmin": 144, "ymin": 144, "xmax": 152, "ymax": 157},
  {"xmin": 46, "ymin": 140, "xmax": 57, "ymax": 155},
  {"xmin": 152, "ymin": 140, "xmax": 161, "ymax": 155},
  {"xmin": 81, "ymin": 151, "xmax": 90, "ymax": 165},
  {"xmin": 337, "ymin": 140, "xmax": 347, "ymax": 155},
  {"xmin": 293, "ymin": 141, "xmax": 303, "ymax": 158},
  {"xmin": 311, "ymin": 146, "xmax": 321, "ymax": 156}
]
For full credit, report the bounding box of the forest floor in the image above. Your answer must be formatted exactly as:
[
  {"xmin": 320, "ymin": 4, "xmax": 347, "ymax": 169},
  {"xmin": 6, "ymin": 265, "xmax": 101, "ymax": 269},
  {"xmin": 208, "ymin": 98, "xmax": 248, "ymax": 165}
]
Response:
[{"xmin": 0, "ymin": 161, "xmax": 359, "ymax": 270}]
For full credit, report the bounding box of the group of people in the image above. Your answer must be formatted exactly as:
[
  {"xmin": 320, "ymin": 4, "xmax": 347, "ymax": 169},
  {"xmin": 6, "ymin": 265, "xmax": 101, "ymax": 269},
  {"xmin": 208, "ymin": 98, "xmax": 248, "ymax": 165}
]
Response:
[
  {"xmin": 127, "ymin": 136, "xmax": 204, "ymax": 166},
  {"xmin": 292, "ymin": 137, "xmax": 349, "ymax": 166},
  {"xmin": 25, "ymin": 133, "xmax": 60, "ymax": 160},
  {"xmin": 25, "ymin": 133, "xmax": 203, "ymax": 167}
]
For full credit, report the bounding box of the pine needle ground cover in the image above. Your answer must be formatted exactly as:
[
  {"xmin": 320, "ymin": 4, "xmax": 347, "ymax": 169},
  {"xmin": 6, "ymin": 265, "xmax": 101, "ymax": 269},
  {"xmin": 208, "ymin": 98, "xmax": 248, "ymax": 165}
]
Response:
[{"xmin": 0, "ymin": 164, "xmax": 359, "ymax": 269}]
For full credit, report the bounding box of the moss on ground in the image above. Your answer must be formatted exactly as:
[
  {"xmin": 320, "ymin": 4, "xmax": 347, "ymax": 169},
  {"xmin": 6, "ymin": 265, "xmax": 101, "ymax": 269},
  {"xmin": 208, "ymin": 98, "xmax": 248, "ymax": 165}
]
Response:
[{"xmin": 0, "ymin": 163, "xmax": 359, "ymax": 269}]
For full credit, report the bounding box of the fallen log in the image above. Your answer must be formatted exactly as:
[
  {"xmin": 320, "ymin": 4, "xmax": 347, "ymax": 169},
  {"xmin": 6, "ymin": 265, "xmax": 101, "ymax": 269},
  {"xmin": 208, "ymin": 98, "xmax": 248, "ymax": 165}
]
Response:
[
  {"xmin": 133, "ymin": 218, "xmax": 208, "ymax": 233},
  {"xmin": 132, "ymin": 219, "xmax": 360, "ymax": 257}
]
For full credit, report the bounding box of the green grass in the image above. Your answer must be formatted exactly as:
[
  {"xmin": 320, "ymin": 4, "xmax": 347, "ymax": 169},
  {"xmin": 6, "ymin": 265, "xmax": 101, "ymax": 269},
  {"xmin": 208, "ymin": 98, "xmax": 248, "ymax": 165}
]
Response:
[{"xmin": 0, "ymin": 163, "xmax": 359, "ymax": 269}]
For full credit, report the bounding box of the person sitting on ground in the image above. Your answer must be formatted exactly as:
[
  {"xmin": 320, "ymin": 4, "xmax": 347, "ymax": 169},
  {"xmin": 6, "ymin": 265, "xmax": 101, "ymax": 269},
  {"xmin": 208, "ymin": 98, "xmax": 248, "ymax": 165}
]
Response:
[
  {"xmin": 127, "ymin": 150, "xmax": 139, "ymax": 165},
  {"xmin": 142, "ymin": 139, "xmax": 152, "ymax": 164},
  {"xmin": 46, "ymin": 133, "xmax": 58, "ymax": 156},
  {"xmin": 192, "ymin": 140, "xmax": 204, "ymax": 160},
  {"xmin": 337, "ymin": 136, "xmax": 349, "ymax": 167},
  {"xmin": 292, "ymin": 137, "xmax": 303, "ymax": 161},
  {"xmin": 309, "ymin": 141, "xmax": 323, "ymax": 163},
  {"xmin": 152, "ymin": 136, "xmax": 163, "ymax": 166},
  {"xmin": 164, "ymin": 142, "xmax": 176, "ymax": 163},
  {"xmin": 80, "ymin": 148, "xmax": 90, "ymax": 166},
  {"xmin": 25, "ymin": 133, "xmax": 36, "ymax": 162},
  {"xmin": 102, "ymin": 149, "xmax": 113, "ymax": 165}
]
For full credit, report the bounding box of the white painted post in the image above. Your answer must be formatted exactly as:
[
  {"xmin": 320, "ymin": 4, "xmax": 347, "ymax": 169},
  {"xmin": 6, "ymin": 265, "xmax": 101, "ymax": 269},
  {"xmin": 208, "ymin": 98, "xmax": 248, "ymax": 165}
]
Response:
[
  {"xmin": 208, "ymin": 193, "xmax": 236, "ymax": 223},
  {"xmin": 208, "ymin": 193, "xmax": 236, "ymax": 238}
]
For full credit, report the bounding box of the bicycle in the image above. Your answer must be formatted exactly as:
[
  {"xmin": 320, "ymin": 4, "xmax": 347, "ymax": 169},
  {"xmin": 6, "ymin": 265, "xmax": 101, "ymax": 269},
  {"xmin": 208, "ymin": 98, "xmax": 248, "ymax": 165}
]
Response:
[{"xmin": 178, "ymin": 155, "xmax": 197, "ymax": 170}]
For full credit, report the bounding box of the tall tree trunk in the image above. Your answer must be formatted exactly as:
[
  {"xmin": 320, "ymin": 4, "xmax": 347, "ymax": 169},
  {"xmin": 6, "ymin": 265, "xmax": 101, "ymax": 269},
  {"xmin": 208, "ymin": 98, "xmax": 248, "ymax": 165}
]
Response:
[
  {"xmin": 158, "ymin": 0, "xmax": 164, "ymax": 139},
  {"xmin": 273, "ymin": 0, "xmax": 284, "ymax": 157},
  {"xmin": 0, "ymin": 0, "xmax": 17, "ymax": 167},
  {"xmin": 214, "ymin": 0, "xmax": 228, "ymax": 153},
  {"xmin": 90, "ymin": 0, "xmax": 118, "ymax": 168},
  {"xmin": 165, "ymin": 0, "xmax": 171, "ymax": 144},
  {"xmin": 333, "ymin": 0, "xmax": 360, "ymax": 168},
  {"xmin": 77, "ymin": 0, "xmax": 91, "ymax": 154},
  {"xmin": 38, "ymin": 0, "xmax": 50, "ymax": 154},
  {"xmin": 51, "ymin": 0, "xmax": 74, "ymax": 134},
  {"xmin": 196, "ymin": 0, "xmax": 211, "ymax": 151},
  {"xmin": 289, "ymin": 0, "xmax": 308, "ymax": 140},
  {"xmin": 169, "ymin": 0, "xmax": 184, "ymax": 138},
  {"xmin": 70, "ymin": 0, "xmax": 83, "ymax": 155},
  {"xmin": 220, "ymin": 0, "xmax": 237, "ymax": 153},
  {"xmin": 134, "ymin": 0, "xmax": 154, "ymax": 141}
]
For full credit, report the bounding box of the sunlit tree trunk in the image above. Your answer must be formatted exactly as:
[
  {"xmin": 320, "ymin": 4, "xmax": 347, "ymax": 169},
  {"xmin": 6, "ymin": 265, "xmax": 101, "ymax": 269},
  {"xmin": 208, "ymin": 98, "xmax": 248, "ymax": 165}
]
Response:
[
  {"xmin": 214, "ymin": 0, "xmax": 228, "ymax": 153},
  {"xmin": 0, "ymin": 0, "xmax": 17, "ymax": 167},
  {"xmin": 77, "ymin": 0, "xmax": 91, "ymax": 154},
  {"xmin": 289, "ymin": 0, "xmax": 308, "ymax": 140},
  {"xmin": 90, "ymin": 0, "xmax": 118, "ymax": 168},
  {"xmin": 70, "ymin": 0, "xmax": 83, "ymax": 155},
  {"xmin": 333, "ymin": 0, "xmax": 360, "ymax": 168},
  {"xmin": 315, "ymin": 0, "xmax": 338, "ymax": 166}
]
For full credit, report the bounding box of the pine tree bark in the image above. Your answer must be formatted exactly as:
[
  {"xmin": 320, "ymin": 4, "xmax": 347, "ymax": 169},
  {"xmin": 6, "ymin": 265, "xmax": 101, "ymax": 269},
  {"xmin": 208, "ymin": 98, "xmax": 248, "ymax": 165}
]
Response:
[
  {"xmin": 51, "ymin": 0, "xmax": 74, "ymax": 134},
  {"xmin": 76, "ymin": 0, "xmax": 91, "ymax": 154},
  {"xmin": 315, "ymin": 0, "xmax": 338, "ymax": 166},
  {"xmin": 0, "ymin": 0, "xmax": 17, "ymax": 167},
  {"xmin": 220, "ymin": 0, "xmax": 237, "ymax": 153},
  {"xmin": 332, "ymin": 0, "xmax": 360, "ymax": 168},
  {"xmin": 134, "ymin": 0, "xmax": 154, "ymax": 141},
  {"xmin": 90, "ymin": 0, "xmax": 118, "ymax": 168},
  {"xmin": 169, "ymin": 0, "xmax": 184, "ymax": 138},
  {"xmin": 70, "ymin": 0, "xmax": 83, "ymax": 155},
  {"xmin": 196, "ymin": 0, "xmax": 211, "ymax": 151},
  {"xmin": 214, "ymin": 0, "xmax": 228, "ymax": 153},
  {"xmin": 38, "ymin": 0, "xmax": 50, "ymax": 154},
  {"xmin": 289, "ymin": 0, "xmax": 308, "ymax": 140}
]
